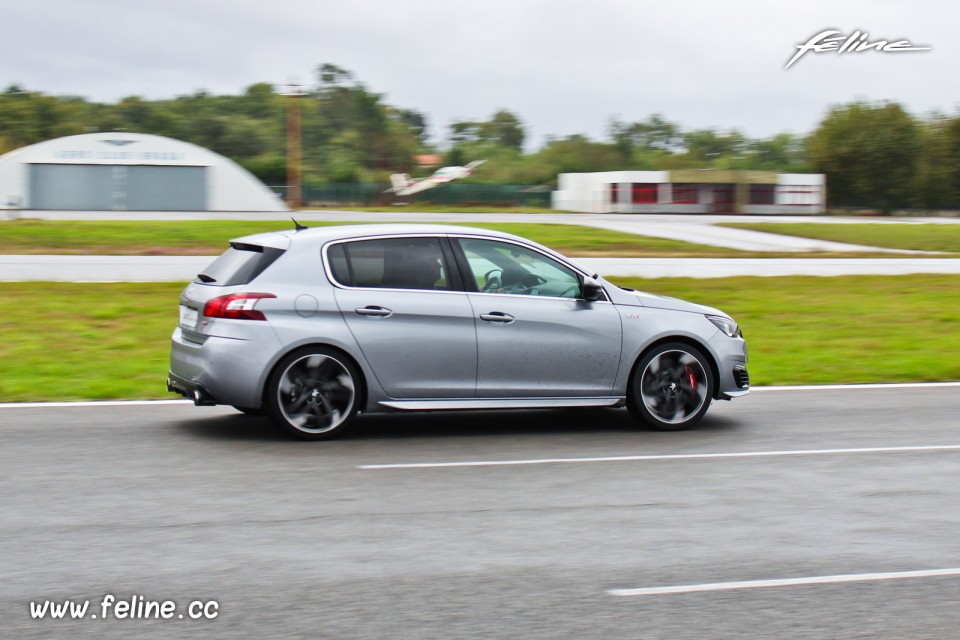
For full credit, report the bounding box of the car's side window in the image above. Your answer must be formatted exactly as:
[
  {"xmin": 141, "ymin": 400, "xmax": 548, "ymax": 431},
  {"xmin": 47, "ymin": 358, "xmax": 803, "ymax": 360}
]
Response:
[
  {"xmin": 327, "ymin": 237, "xmax": 451, "ymax": 291},
  {"xmin": 456, "ymin": 238, "xmax": 581, "ymax": 299}
]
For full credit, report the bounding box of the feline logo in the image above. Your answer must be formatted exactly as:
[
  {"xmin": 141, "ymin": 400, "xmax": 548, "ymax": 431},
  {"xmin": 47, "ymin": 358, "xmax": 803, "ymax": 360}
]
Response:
[{"xmin": 786, "ymin": 30, "xmax": 931, "ymax": 69}]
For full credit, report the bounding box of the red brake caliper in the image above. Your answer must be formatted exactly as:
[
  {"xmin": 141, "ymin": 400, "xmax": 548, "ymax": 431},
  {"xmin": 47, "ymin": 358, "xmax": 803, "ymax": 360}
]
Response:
[{"xmin": 685, "ymin": 365, "xmax": 697, "ymax": 391}]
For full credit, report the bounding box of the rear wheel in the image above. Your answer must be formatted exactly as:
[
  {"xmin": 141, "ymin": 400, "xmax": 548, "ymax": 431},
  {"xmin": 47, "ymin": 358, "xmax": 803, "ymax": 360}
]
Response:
[
  {"xmin": 267, "ymin": 348, "xmax": 361, "ymax": 440},
  {"xmin": 627, "ymin": 342, "xmax": 713, "ymax": 431}
]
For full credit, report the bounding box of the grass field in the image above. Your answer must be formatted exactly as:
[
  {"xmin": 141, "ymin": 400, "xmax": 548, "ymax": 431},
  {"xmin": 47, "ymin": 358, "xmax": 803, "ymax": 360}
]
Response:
[
  {"xmin": 608, "ymin": 275, "xmax": 960, "ymax": 386},
  {"xmin": 2, "ymin": 275, "xmax": 957, "ymax": 402},
  {"xmin": 0, "ymin": 282, "xmax": 184, "ymax": 401},
  {"xmin": 721, "ymin": 222, "xmax": 960, "ymax": 254},
  {"xmin": 0, "ymin": 219, "xmax": 741, "ymax": 257}
]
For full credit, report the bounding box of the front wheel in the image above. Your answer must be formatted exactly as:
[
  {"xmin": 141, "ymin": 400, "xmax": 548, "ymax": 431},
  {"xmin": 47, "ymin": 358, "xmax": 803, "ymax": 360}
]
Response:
[
  {"xmin": 267, "ymin": 348, "xmax": 361, "ymax": 440},
  {"xmin": 627, "ymin": 343, "xmax": 713, "ymax": 431}
]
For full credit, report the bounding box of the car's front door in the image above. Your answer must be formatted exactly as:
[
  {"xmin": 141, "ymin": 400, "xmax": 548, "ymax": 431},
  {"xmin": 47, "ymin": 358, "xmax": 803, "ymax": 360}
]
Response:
[
  {"xmin": 328, "ymin": 236, "xmax": 477, "ymax": 399},
  {"xmin": 454, "ymin": 237, "xmax": 622, "ymax": 397}
]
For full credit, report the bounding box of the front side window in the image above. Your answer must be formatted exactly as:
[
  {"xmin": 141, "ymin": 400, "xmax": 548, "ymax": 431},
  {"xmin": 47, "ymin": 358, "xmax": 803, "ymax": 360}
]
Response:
[
  {"xmin": 327, "ymin": 237, "xmax": 450, "ymax": 291},
  {"xmin": 456, "ymin": 238, "xmax": 581, "ymax": 299}
]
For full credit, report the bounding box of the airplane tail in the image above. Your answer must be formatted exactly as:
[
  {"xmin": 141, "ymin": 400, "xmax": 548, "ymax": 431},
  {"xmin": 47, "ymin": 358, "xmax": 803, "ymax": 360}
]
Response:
[
  {"xmin": 388, "ymin": 174, "xmax": 412, "ymax": 193},
  {"xmin": 464, "ymin": 160, "xmax": 486, "ymax": 174}
]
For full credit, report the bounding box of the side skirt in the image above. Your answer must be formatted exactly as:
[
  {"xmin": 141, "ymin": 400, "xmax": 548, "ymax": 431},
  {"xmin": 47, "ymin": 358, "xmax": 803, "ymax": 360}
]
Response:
[{"xmin": 378, "ymin": 397, "xmax": 626, "ymax": 411}]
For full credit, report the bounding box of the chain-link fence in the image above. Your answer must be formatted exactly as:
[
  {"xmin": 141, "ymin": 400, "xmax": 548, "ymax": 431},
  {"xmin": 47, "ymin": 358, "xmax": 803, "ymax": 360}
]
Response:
[{"xmin": 271, "ymin": 183, "xmax": 552, "ymax": 208}]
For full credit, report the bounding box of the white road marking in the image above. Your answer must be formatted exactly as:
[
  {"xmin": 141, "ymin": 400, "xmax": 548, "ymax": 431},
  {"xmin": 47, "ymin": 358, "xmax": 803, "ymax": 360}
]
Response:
[
  {"xmin": 608, "ymin": 568, "xmax": 960, "ymax": 597},
  {"xmin": 754, "ymin": 382, "xmax": 960, "ymax": 392},
  {"xmin": 358, "ymin": 444, "xmax": 960, "ymax": 470},
  {"xmin": 0, "ymin": 400, "xmax": 191, "ymax": 409}
]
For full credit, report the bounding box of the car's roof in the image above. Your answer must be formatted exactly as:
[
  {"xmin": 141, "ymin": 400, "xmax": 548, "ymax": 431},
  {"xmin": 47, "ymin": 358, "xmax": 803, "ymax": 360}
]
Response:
[
  {"xmin": 230, "ymin": 223, "xmax": 594, "ymax": 276},
  {"xmin": 232, "ymin": 223, "xmax": 533, "ymax": 249}
]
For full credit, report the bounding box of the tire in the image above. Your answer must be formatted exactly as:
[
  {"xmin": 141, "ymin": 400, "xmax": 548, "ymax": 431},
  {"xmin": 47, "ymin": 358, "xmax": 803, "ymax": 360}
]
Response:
[
  {"xmin": 627, "ymin": 342, "xmax": 713, "ymax": 431},
  {"xmin": 266, "ymin": 347, "xmax": 362, "ymax": 440}
]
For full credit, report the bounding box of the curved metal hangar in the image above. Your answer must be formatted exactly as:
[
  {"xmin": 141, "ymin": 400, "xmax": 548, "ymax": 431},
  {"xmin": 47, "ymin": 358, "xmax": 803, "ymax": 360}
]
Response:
[
  {"xmin": 0, "ymin": 132, "xmax": 286, "ymax": 212},
  {"xmin": 168, "ymin": 224, "xmax": 749, "ymax": 439}
]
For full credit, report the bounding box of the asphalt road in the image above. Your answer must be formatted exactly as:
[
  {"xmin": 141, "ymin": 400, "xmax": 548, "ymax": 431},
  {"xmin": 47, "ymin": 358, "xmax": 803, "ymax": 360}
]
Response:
[{"xmin": 3, "ymin": 386, "xmax": 960, "ymax": 639}]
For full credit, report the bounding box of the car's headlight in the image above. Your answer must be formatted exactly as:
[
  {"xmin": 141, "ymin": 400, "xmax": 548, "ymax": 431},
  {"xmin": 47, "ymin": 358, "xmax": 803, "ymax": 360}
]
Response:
[{"xmin": 707, "ymin": 315, "xmax": 742, "ymax": 338}]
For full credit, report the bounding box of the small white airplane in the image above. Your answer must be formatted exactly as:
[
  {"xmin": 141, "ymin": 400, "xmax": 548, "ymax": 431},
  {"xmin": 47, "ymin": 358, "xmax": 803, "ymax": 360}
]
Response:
[{"xmin": 387, "ymin": 160, "xmax": 486, "ymax": 196}]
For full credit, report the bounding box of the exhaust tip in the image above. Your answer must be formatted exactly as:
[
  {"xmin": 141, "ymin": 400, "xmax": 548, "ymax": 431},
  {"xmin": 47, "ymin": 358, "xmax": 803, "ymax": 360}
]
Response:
[
  {"xmin": 167, "ymin": 378, "xmax": 188, "ymax": 399},
  {"xmin": 191, "ymin": 387, "xmax": 216, "ymax": 406}
]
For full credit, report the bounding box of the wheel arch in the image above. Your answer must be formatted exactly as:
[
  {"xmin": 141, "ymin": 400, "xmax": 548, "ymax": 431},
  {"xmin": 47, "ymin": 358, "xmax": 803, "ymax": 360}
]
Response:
[
  {"xmin": 628, "ymin": 335, "xmax": 721, "ymax": 400},
  {"xmin": 260, "ymin": 342, "xmax": 369, "ymax": 414}
]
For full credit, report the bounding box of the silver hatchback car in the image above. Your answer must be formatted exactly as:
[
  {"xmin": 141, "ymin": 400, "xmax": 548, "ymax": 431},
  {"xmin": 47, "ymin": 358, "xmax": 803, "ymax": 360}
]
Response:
[{"xmin": 168, "ymin": 224, "xmax": 748, "ymax": 439}]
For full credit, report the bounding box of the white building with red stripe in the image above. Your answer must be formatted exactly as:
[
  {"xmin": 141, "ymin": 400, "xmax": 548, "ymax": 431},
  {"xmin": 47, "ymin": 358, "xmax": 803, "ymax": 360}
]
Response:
[{"xmin": 552, "ymin": 169, "xmax": 825, "ymax": 214}]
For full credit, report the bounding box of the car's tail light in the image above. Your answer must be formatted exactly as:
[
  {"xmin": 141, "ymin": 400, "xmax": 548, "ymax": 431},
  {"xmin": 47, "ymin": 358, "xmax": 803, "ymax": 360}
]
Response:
[{"xmin": 203, "ymin": 293, "xmax": 276, "ymax": 321}]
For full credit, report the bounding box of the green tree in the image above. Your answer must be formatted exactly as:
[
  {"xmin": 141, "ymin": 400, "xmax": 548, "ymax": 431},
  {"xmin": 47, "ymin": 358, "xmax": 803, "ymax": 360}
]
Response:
[
  {"xmin": 308, "ymin": 63, "xmax": 420, "ymax": 174},
  {"xmin": 531, "ymin": 134, "xmax": 623, "ymax": 180},
  {"xmin": 0, "ymin": 86, "xmax": 87, "ymax": 147},
  {"xmin": 238, "ymin": 154, "xmax": 286, "ymax": 186},
  {"xmin": 681, "ymin": 128, "xmax": 746, "ymax": 164},
  {"xmin": 944, "ymin": 116, "xmax": 960, "ymax": 208},
  {"xmin": 240, "ymin": 83, "xmax": 280, "ymax": 120},
  {"xmin": 609, "ymin": 114, "xmax": 682, "ymax": 157},
  {"xmin": 744, "ymin": 133, "xmax": 807, "ymax": 171},
  {"xmin": 479, "ymin": 109, "xmax": 525, "ymax": 150},
  {"xmin": 448, "ymin": 120, "xmax": 482, "ymax": 146},
  {"xmin": 912, "ymin": 115, "xmax": 955, "ymax": 209},
  {"xmin": 448, "ymin": 110, "xmax": 525, "ymax": 152},
  {"xmin": 395, "ymin": 108, "xmax": 429, "ymax": 145},
  {"xmin": 807, "ymin": 101, "xmax": 920, "ymax": 211}
]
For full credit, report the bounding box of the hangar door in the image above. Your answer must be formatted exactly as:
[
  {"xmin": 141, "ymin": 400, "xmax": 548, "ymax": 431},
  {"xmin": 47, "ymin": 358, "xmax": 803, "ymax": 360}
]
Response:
[
  {"xmin": 29, "ymin": 164, "xmax": 114, "ymax": 210},
  {"xmin": 29, "ymin": 164, "xmax": 207, "ymax": 211}
]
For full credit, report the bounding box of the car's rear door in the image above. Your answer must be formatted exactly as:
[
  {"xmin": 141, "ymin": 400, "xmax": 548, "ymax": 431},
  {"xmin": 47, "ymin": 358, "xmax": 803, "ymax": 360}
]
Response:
[{"xmin": 327, "ymin": 235, "xmax": 477, "ymax": 399}]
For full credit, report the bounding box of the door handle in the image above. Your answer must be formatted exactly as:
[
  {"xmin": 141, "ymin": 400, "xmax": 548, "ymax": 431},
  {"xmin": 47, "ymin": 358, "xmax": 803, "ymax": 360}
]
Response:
[
  {"xmin": 480, "ymin": 312, "xmax": 515, "ymax": 324},
  {"xmin": 355, "ymin": 306, "xmax": 393, "ymax": 318}
]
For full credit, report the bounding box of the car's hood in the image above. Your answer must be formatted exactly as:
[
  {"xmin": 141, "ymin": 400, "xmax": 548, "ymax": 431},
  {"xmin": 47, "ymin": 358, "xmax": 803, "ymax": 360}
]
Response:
[{"xmin": 629, "ymin": 290, "xmax": 726, "ymax": 317}]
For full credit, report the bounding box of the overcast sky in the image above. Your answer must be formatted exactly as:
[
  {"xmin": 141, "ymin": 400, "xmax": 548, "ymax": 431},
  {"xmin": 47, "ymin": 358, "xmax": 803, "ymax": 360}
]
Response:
[{"xmin": 3, "ymin": 0, "xmax": 956, "ymax": 148}]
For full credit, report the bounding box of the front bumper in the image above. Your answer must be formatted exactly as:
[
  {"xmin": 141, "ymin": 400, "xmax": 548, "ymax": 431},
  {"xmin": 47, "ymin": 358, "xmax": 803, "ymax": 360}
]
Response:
[
  {"xmin": 710, "ymin": 334, "xmax": 749, "ymax": 400},
  {"xmin": 720, "ymin": 366, "xmax": 750, "ymax": 399}
]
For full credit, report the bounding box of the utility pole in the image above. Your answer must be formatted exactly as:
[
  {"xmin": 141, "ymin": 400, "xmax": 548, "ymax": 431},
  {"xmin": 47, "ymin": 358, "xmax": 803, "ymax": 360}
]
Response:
[{"xmin": 284, "ymin": 80, "xmax": 305, "ymax": 209}]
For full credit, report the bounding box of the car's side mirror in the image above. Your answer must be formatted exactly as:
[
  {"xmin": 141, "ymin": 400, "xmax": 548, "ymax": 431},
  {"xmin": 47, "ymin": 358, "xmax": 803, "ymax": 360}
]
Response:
[{"xmin": 581, "ymin": 276, "xmax": 605, "ymax": 302}]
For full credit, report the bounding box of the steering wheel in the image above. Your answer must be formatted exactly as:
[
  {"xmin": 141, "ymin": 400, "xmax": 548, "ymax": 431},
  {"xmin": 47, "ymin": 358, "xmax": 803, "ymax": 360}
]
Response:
[
  {"xmin": 515, "ymin": 273, "xmax": 547, "ymax": 294},
  {"xmin": 482, "ymin": 268, "xmax": 503, "ymax": 292}
]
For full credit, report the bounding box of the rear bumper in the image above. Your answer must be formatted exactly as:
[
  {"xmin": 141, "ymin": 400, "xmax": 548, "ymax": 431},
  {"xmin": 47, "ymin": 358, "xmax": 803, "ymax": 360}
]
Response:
[
  {"xmin": 166, "ymin": 372, "xmax": 216, "ymax": 406},
  {"xmin": 168, "ymin": 326, "xmax": 279, "ymax": 409}
]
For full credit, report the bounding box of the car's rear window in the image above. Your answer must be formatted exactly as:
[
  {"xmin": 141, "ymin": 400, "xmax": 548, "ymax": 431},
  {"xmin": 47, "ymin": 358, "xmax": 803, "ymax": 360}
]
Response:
[
  {"xmin": 195, "ymin": 242, "xmax": 285, "ymax": 286},
  {"xmin": 326, "ymin": 238, "xmax": 451, "ymax": 291}
]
